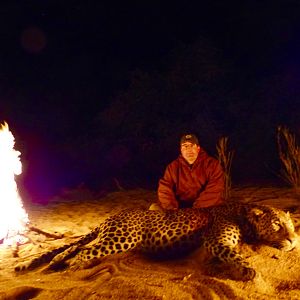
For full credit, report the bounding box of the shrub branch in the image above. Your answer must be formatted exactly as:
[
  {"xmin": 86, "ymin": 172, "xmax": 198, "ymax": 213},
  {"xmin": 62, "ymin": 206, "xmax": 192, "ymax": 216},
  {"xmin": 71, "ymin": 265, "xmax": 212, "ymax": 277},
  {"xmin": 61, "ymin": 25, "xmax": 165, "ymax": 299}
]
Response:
[
  {"xmin": 216, "ymin": 136, "xmax": 234, "ymax": 200},
  {"xmin": 277, "ymin": 126, "xmax": 300, "ymax": 189}
]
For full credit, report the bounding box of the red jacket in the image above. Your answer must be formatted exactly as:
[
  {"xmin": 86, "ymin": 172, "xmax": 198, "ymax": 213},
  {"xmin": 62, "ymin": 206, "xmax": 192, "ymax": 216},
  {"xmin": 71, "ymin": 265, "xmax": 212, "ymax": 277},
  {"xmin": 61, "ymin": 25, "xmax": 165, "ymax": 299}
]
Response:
[{"xmin": 158, "ymin": 149, "xmax": 224, "ymax": 209}]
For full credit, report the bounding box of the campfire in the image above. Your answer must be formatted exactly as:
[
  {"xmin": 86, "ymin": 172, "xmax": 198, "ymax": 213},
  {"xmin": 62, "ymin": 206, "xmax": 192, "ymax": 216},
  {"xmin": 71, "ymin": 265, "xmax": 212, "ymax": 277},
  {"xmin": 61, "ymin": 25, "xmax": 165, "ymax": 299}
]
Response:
[{"xmin": 0, "ymin": 122, "xmax": 29, "ymax": 245}]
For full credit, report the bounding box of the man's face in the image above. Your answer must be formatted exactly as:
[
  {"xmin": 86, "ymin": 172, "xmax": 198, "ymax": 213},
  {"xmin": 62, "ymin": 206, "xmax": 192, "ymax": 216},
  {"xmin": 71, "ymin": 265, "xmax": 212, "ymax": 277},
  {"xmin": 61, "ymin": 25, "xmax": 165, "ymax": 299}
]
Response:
[{"xmin": 180, "ymin": 142, "xmax": 200, "ymax": 164}]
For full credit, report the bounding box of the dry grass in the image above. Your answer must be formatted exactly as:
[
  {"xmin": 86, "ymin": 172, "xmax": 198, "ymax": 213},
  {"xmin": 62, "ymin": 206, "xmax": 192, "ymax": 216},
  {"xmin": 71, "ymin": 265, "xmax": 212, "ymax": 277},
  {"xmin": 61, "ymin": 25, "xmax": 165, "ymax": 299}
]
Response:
[
  {"xmin": 216, "ymin": 136, "xmax": 234, "ymax": 200},
  {"xmin": 277, "ymin": 126, "xmax": 300, "ymax": 190}
]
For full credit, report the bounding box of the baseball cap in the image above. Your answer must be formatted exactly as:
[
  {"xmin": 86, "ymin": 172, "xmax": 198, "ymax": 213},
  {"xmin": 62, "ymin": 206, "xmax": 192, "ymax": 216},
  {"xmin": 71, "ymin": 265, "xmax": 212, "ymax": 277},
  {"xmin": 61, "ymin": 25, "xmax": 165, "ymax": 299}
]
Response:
[{"xmin": 180, "ymin": 134, "xmax": 199, "ymax": 145}]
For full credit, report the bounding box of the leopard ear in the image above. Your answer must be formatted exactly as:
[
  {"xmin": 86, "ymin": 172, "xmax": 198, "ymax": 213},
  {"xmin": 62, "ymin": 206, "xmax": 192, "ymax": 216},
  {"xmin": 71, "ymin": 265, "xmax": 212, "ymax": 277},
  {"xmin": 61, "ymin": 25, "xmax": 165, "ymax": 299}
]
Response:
[
  {"xmin": 248, "ymin": 207, "xmax": 265, "ymax": 222},
  {"xmin": 250, "ymin": 207, "xmax": 264, "ymax": 217}
]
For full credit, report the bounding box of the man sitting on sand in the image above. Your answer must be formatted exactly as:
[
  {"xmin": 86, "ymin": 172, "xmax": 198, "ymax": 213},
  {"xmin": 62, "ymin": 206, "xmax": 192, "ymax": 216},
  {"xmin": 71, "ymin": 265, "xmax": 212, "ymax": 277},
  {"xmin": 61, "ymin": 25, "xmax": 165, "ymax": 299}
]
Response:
[{"xmin": 151, "ymin": 133, "xmax": 224, "ymax": 210}]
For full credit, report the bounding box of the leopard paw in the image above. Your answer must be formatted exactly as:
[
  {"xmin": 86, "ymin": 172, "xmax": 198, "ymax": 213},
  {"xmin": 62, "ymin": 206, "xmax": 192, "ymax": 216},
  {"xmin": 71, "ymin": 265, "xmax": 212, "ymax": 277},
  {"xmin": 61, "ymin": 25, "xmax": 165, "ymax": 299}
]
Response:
[
  {"xmin": 15, "ymin": 262, "xmax": 29, "ymax": 272},
  {"xmin": 240, "ymin": 266, "xmax": 256, "ymax": 281}
]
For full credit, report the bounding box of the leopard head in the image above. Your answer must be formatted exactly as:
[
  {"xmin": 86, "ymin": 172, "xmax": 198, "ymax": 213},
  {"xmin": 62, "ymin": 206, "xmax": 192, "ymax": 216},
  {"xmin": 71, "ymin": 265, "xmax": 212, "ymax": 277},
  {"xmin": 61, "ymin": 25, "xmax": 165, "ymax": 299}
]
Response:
[{"xmin": 247, "ymin": 205, "xmax": 298, "ymax": 251}]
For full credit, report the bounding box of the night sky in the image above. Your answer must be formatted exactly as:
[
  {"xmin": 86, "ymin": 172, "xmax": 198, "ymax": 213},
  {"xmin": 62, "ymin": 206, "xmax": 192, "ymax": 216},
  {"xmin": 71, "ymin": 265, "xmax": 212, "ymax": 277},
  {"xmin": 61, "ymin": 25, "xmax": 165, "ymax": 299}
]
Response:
[{"xmin": 1, "ymin": 1, "xmax": 300, "ymax": 202}]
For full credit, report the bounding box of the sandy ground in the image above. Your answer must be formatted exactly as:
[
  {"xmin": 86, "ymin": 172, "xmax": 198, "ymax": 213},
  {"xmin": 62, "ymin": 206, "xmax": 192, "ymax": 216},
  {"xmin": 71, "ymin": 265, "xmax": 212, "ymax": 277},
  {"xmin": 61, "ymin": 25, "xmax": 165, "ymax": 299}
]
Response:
[{"xmin": 1, "ymin": 186, "xmax": 300, "ymax": 300}]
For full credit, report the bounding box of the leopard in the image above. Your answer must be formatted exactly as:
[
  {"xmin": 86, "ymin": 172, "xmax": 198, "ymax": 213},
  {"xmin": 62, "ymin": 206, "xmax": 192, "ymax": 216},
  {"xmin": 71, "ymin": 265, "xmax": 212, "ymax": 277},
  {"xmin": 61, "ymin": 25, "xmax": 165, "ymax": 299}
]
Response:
[{"xmin": 14, "ymin": 202, "xmax": 298, "ymax": 281}]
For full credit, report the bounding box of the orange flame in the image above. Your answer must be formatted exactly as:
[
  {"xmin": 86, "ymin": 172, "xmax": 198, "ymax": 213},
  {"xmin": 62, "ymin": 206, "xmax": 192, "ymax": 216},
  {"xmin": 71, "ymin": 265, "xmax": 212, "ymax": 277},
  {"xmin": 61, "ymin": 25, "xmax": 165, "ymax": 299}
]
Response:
[{"xmin": 0, "ymin": 122, "xmax": 29, "ymax": 245}]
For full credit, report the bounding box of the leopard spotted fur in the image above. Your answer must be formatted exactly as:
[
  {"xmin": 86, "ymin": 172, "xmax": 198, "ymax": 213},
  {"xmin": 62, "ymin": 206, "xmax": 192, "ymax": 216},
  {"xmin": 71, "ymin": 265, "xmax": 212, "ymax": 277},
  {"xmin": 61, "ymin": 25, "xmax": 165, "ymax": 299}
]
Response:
[{"xmin": 15, "ymin": 202, "xmax": 298, "ymax": 280}]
